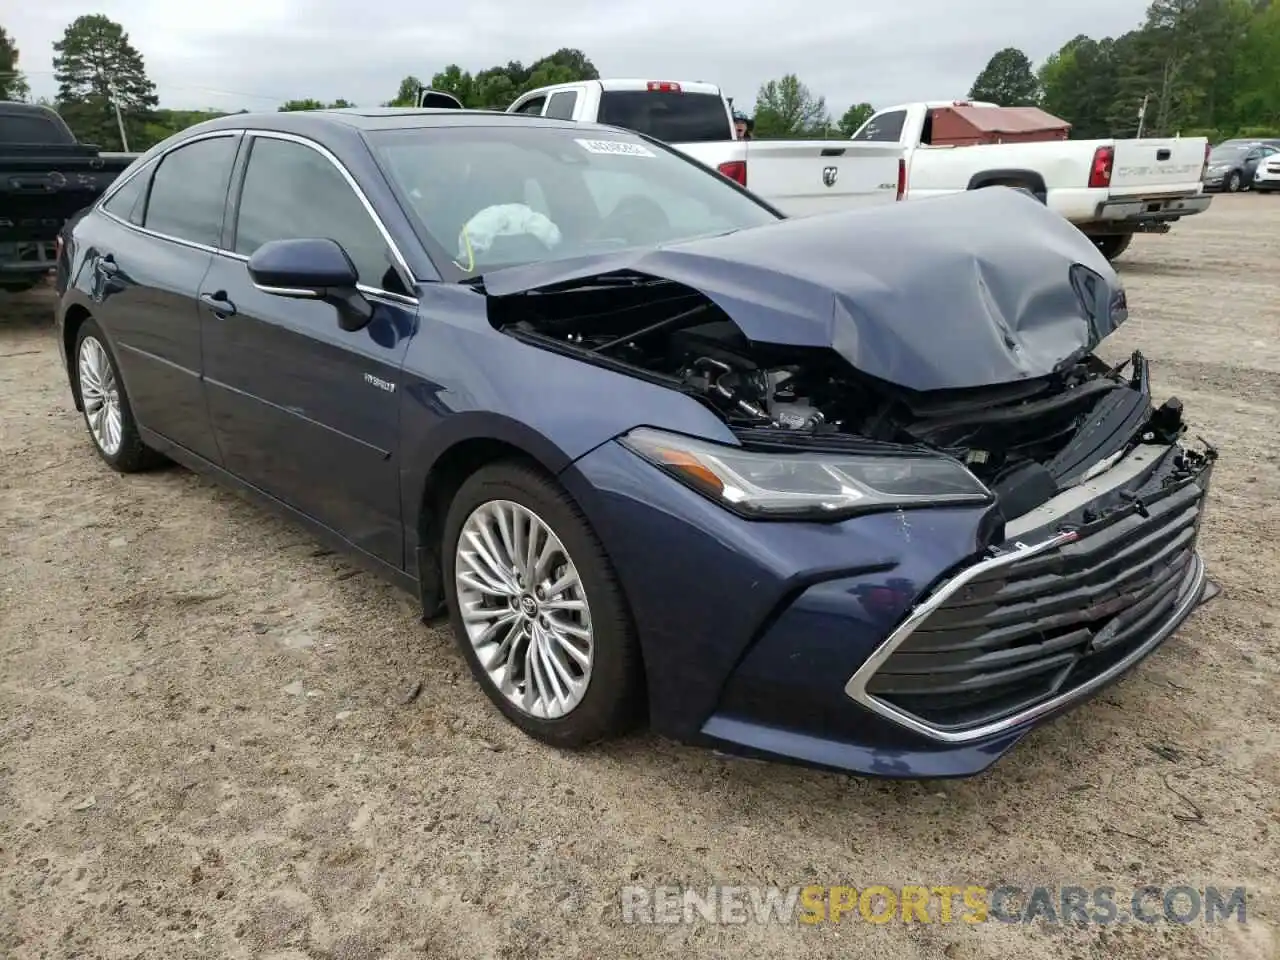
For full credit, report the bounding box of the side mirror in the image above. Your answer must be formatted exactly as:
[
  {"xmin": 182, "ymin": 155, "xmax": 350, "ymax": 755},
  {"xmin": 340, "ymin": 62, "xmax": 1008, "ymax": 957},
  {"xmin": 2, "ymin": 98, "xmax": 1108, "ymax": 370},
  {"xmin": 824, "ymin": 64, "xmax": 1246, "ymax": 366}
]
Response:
[{"xmin": 247, "ymin": 237, "xmax": 373, "ymax": 332}]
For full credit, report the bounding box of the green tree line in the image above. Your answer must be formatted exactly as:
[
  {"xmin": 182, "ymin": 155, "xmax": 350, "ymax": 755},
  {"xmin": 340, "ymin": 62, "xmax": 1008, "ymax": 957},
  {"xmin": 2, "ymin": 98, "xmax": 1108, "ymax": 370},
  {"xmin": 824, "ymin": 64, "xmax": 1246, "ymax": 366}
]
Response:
[{"xmin": 2, "ymin": 0, "xmax": 1277, "ymax": 152}]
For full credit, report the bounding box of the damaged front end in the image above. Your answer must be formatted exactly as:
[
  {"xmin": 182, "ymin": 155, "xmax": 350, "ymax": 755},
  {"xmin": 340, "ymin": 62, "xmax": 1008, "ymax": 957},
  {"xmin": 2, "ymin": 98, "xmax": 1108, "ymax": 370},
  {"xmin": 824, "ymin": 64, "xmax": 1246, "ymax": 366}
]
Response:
[
  {"xmin": 483, "ymin": 259, "xmax": 1203, "ymax": 535},
  {"xmin": 477, "ymin": 190, "xmax": 1218, "ymax": 748}
]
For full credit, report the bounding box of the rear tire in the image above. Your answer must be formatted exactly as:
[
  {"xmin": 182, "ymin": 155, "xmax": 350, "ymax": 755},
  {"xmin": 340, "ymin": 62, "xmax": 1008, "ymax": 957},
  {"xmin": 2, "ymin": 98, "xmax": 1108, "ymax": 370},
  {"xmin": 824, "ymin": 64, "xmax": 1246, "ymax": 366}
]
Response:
[
  {"xmin": 1093, "ymin": 234, "xmax": 1134, "ymax": 262},
  {"xmin": 73, "ymin": 318, "xmax": 164, "ymax": 473},
  {"xmin": 442, "ymin": 461, "xmax": 644, "ymax": 748}
]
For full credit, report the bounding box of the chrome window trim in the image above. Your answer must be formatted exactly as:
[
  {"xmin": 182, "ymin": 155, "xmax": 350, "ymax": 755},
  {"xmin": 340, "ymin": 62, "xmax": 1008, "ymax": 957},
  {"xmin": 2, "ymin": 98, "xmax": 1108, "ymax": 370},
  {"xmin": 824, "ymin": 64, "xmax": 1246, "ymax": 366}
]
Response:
[
  {"xmin": 93, "ymin": 126, "xmax": 421, "ymax": 306},
  {"xmin": 95, "ymin": 129, "xmax": 238, "ymax": 210},
  {"xmin": 215, "ymin": 247, "xmax": 419, "ymax": 306},
  {"xmin": 843, "ymin": 532, "xmax": 1208, "ymax": 744},
  {"xmin": 238, "ymin": 128, "xmax": 416, "ymax": 292},
  {"xmin": 253, "ymin": 283, "xmax": 322, "ymax": 298}
]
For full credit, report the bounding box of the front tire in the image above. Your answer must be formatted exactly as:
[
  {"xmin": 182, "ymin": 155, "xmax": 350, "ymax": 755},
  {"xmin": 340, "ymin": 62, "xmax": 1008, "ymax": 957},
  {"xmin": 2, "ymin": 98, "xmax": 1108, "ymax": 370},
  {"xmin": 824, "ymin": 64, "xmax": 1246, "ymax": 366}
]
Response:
[
  {"xmin": 1093, "ymin": 233, "xmax": 1134, "ymax": 262},
  {"xmin": 442, "ymin": 461, "xmax": 643, "ymax": 747},
  {"xmin": 1226, "ymin": 170, "xmax": 1243, "ymax": 192},
  {"xmin": 73, "ymin": 318, "xmax": 162, "ymax": 472}
]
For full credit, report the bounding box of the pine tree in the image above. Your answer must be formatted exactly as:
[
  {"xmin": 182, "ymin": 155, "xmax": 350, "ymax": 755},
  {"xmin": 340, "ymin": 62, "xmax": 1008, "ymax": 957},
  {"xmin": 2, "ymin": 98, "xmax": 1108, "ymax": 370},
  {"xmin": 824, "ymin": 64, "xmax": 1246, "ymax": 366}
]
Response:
[
  {"xmin": 1, "ymin": 25, "xmax": 31, "ymax": 101},
  {"xmin": 53, "ymin": 15, "xmax": 158, "ymax": 150}
]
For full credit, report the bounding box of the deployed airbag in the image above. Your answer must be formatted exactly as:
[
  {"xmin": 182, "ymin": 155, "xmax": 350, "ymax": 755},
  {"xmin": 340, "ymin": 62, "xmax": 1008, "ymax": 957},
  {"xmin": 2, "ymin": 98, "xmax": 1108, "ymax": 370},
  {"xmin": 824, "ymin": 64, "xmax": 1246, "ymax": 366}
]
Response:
[{"xmin": 460, "ymin": 203, "xmax": 562, "ymax": 261}]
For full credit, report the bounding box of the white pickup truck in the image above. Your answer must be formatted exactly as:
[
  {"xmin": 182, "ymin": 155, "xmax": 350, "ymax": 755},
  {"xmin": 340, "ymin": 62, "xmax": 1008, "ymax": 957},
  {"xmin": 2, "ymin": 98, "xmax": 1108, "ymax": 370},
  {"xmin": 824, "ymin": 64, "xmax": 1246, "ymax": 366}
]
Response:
[{"xmin": 506, "ymin": 79, "xmax": 1213, "ymax": 261}]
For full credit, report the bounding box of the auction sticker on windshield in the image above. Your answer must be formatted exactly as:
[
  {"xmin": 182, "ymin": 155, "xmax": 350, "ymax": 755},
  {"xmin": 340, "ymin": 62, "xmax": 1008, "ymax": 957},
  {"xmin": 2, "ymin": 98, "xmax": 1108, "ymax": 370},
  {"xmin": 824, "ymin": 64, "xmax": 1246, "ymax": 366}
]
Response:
[{"xmin": 575, "ymin": 138, "xmax": 657, "ymax": 158}]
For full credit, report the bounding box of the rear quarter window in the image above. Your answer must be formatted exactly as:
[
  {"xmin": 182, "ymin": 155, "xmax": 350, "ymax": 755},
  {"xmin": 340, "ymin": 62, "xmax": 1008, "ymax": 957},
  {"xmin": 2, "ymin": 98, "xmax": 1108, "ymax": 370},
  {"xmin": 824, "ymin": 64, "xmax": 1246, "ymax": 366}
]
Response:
[{"xmin": 598, "ymin": 91, "xmax": 731, "ymax": 143}]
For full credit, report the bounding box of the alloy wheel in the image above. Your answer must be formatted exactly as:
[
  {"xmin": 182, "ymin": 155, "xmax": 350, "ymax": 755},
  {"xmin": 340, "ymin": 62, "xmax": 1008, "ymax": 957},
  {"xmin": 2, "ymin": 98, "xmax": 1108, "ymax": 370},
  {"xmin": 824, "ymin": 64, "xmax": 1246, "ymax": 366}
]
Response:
[
  {"xmin": 77, "ymin": 335, "xmax": 123, "ymax": 456},
  {"xmin": 453, "ymin": 499, "xmax": 594, "ymax": 719}
]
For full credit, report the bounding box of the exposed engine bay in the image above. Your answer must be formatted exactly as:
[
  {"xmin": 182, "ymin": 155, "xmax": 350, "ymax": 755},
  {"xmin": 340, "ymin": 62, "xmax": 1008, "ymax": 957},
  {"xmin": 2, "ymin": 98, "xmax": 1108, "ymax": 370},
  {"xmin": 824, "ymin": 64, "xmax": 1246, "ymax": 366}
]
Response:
[{"xmin": 489, "ymin": 271, "xmax": 1203, "ymax": 524}]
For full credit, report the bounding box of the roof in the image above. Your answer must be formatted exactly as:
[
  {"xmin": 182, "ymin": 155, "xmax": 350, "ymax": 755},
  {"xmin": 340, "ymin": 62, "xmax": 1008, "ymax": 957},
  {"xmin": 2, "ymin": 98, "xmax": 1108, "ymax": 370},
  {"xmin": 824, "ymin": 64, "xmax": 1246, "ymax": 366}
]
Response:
[
  {"xmin": 0, "ymin": 100, "xmax": 61, "ymax": 117},
  {"xmin": 521, "ymin": 78, "xmax": 723, "ymax": 97},
  {"xmin": 194, "ymin": 106, "xmax": 595, "ymax": 135},
  {"xmin": 942, "ymin": 105, "xmax": 1071, "ymax": 133}
]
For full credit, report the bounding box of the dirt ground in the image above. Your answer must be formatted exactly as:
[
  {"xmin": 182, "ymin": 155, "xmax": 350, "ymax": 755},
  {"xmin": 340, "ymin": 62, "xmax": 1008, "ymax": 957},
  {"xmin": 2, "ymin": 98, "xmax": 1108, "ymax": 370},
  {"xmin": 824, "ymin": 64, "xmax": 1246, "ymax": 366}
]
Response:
[{"xmin": 1, "ymin": 195, "xmax": 1277, "ymax": 960}]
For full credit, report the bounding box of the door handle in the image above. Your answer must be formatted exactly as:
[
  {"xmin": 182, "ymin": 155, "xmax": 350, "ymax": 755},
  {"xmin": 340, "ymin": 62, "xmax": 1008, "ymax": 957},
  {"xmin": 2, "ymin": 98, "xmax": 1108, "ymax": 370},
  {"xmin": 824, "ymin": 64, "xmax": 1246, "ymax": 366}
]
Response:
[
  {"xmin": 1156, "ymin": 148, "xmax": 1171, "ymax": 161},
  {"xmin": 200, "ymin": 291, "xmax": 237, "ymax": 317}
]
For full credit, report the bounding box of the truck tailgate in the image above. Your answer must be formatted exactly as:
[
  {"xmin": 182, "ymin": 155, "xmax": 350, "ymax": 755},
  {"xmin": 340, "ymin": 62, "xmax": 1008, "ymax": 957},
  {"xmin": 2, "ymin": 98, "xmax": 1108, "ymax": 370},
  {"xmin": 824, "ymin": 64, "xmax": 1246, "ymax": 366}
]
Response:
[
  {"xmin": 740, "ymin": 141, "xmax": 901, "ymax": 215},
  {"xmin": 0, "ymin": 157, "xmax": 125, "ymax": 243},
  {"xmin": 1108, "ymin": 138, "xmax": 1206, "ymax": 194}
]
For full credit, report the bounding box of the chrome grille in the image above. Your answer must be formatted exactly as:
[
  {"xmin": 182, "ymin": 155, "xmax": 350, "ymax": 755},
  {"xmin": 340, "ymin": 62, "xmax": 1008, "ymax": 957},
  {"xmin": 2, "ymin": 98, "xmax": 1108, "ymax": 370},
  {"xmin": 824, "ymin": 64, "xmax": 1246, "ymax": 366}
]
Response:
[{"xmin": 857, "ymin": 477, "xmax": 1207, "ymax": 735}]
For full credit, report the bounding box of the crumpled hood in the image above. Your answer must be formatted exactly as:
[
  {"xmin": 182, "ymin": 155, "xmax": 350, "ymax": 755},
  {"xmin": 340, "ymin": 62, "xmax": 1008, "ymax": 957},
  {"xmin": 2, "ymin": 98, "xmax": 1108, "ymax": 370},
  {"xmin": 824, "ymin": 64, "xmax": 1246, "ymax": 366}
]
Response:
[{"xmin": 479, "ymin": 187, "xmax": 1128, "ymax": 392}]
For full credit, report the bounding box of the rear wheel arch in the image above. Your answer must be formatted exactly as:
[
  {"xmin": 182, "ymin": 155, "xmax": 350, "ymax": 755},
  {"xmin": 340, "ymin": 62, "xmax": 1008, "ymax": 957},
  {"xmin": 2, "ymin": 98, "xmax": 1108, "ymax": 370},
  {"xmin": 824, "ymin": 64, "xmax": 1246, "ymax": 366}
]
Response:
[
  {"xmin": 967, "ymin": 169, "xmax": 1047, "ymax": 204},
  {"xmin": 63, "ymin": 304, "xmax": 94, "ymax": 410}
]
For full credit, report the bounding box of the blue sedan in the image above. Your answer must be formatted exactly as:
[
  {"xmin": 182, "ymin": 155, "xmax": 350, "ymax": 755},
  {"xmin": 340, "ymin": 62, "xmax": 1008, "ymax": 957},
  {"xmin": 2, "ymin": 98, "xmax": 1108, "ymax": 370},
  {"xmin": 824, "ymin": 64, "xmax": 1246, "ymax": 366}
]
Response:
[{"xmin": 54, "ymin": 108, "xmax": 1216, "ymax": 778}]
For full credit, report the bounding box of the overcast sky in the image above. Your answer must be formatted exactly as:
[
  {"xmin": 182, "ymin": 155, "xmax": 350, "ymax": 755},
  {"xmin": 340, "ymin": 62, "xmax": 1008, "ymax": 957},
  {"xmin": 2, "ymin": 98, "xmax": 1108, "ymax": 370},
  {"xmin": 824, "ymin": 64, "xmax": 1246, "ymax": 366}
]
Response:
[{"xmin": 11, "ymin": 0, "xmax": 1153, "ymax": 114}]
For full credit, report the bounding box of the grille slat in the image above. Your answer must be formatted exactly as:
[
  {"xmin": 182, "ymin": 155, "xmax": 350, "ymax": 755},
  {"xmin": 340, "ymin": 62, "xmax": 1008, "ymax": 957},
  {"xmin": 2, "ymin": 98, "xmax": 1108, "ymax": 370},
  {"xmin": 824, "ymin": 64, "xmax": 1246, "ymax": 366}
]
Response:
[
  {"xmin": 864, "ymin": 475, "xmax": 1207, "ymax": 731},
  {"xmin": 878, "ymin": 628, "xmax": 1090, "ymax": 675},
  {"xmin": 965, "ymin": 483, "xmax": 1202, "ymax": 585},
  {"xmin": 903, "ymin": 546, "xmax": 1191, "ymax": 654},
  {"xmin": 913, "ymin": 530, "xmax": 1195, "ymax": 641}
]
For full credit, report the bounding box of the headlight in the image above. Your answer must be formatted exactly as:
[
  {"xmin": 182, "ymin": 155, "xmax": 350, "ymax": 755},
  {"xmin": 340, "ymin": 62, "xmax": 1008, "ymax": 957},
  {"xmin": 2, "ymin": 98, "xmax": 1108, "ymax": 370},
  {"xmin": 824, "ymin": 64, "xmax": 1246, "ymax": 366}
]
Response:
[{"xmin": 618, "ymin": 427, "xmax": 993, "ymax": 519}]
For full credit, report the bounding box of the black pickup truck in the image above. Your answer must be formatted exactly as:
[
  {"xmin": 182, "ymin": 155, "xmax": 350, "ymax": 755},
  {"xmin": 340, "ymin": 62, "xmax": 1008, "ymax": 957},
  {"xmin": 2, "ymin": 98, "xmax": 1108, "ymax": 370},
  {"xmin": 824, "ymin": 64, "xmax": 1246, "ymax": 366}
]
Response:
[{"xmin": 1, "ymin": 101, "xmax": 137, "ymax": 292}]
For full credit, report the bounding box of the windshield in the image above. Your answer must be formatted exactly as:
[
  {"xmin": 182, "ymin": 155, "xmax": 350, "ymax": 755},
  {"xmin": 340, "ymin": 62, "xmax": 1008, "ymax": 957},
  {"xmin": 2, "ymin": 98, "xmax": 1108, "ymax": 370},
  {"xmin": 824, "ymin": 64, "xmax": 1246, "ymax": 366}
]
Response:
[{"xmin": 369, "ymin": 125, "xmax": 778, "ymax": 275}]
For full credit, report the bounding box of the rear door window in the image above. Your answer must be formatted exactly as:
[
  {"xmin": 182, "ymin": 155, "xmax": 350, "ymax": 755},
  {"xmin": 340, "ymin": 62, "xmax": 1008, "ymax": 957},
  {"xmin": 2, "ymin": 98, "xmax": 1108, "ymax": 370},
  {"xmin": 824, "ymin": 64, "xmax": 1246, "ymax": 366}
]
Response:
[
  {"xmin": 598, "ymin": 91, "xmax": 731, "ymax": 142},
  {"xmin": 143, "ymin": 135, "xmax": 240, "ymax": 246}
]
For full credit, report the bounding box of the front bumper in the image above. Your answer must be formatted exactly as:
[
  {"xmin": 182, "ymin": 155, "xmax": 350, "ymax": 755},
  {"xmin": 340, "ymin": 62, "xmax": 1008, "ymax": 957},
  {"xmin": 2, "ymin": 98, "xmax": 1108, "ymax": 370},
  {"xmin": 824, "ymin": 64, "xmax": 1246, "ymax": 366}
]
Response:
[
  {"xmin": 1253, "ymin": 169, "xmax": 1280, "ymax": 189},
  {"xmin": 564, "ymin": 438, "xmax": 1214, "ymax": 778}
]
